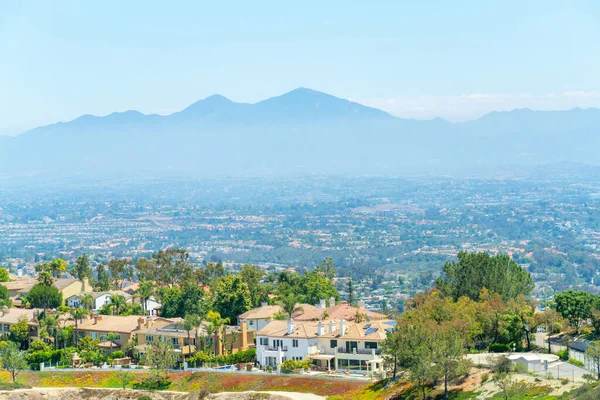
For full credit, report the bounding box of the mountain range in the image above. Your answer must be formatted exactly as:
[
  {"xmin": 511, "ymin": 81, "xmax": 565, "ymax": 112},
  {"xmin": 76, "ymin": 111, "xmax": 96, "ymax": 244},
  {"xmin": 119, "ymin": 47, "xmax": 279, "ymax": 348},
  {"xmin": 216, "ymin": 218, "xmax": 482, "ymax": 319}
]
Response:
[{"xmin": 2, "ymin": 88, "xmax": 600, "ymax": 178}]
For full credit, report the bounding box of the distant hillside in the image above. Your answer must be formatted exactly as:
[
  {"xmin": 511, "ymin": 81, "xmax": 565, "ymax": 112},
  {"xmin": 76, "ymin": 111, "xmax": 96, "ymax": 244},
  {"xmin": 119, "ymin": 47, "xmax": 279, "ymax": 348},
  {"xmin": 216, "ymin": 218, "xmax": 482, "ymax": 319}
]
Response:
[{"xmin": 2, "ymin": 88, "xmax": 600, "ymax": 177}]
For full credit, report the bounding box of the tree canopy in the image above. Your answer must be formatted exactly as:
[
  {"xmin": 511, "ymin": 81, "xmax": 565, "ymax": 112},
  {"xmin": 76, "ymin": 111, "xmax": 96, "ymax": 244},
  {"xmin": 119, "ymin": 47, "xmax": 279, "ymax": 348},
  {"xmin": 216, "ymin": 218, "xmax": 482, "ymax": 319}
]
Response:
[{"xmin": 436, "ymin": 251, "xmax": 534, "ymax": 301}]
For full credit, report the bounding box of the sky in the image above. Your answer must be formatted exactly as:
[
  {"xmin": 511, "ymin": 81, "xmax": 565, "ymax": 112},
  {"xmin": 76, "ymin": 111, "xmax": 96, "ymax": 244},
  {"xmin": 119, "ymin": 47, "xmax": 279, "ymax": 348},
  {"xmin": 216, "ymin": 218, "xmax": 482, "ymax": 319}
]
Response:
[{"xmin": 1, "ymin": 0, "xmax": 600, "ymax": 134}]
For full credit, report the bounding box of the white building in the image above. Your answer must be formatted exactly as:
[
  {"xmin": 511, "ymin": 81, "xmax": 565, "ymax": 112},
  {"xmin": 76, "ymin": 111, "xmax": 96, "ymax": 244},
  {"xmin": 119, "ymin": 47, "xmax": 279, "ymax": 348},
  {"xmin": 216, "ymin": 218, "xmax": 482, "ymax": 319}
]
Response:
[
  {"xmin": 255, "ymin": 318, "xmax": 391, "ymax": 375},
  {"xmin": 66, "ymin": 291, "xmax": 132, "ymax": 311}
]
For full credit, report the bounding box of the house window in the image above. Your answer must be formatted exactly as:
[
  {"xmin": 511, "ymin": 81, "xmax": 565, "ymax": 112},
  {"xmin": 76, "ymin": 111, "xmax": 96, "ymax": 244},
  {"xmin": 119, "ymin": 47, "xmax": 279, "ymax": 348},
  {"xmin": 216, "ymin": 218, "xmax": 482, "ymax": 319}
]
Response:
[
  {"xmin": 91, "ymin": 332, "xmax": 98, "ymax": 339},
  {"xmin": 171, "ymin": 337, "xmax": 179, "ymax": 346},
  {"xmin": 364, "ymin": 342, "xmax": 378, "ymax": 349},
  {"xmin": 330, "ymin": 340, "xmax": 337, "ymax": 348},
  {"xmin": 345, "ymin": 341, "xmax": 358, "ymax": 352},
  {"xmin": 259, "ymin": 337, "xmax": 268, "ymax": 346},
  {"xmin": 249, "ymin": 320, "xmax": 254, "ymax": 326},
  {"xmin": 146, "ymin": 335, "xmax": 154, "ymax": 342},
  {"xmin": 292, "ymin": 339, "xmax": 298, "ymax": 348}
]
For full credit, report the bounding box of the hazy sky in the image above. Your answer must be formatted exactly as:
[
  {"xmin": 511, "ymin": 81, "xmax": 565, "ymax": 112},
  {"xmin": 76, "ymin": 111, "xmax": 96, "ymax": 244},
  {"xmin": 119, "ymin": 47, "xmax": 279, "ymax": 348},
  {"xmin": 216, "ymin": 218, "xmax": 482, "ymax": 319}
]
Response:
[{"xmin": 1, "ymin": 0, "xmax": 599, "ymax": 134}]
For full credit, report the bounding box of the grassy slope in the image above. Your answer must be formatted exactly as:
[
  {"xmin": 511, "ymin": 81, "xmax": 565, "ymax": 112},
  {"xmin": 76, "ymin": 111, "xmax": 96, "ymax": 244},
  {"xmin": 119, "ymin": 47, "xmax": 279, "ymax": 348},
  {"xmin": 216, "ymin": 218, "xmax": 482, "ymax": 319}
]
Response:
[{"xmin": 0, "ymin": 371, "xmax": 365, "ymax": 397}]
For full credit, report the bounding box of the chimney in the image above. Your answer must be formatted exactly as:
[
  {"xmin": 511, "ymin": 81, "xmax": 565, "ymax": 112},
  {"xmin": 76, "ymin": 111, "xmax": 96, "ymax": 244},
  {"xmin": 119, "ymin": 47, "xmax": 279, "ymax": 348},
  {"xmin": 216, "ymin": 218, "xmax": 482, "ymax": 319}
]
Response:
[
  {"xmin": 241, "ymin": 321, "xmax": 248, "ymax": 350},
  {"xmin": 317, "ymin": 321, "xmax": 325, "ymax": 336},
  {"xmin": 287, "ymin": 319, "xmax": 295, "ymax": 335},
  {"xmin": 339, "ymin": 319, "xmax": 347, "ymax": 337},
  {"xmin": 261, "ymin": 302, "xmax": 268, "ymax": 307},
  {"xmin": 137, "ymin": 317, "xmax": 145, "ymax": 331},
  {"xmin": 328, "ymin": 320, "xmax": 336, "ymax": 333},
  {"xmin": 358, "ymin": 300, "xmax": 365, "ymax": 310},
  {"xmin": 146, "ymin": 317, "xmax": 153, "ymax": 329},
  {"xmin": 94, "ymin": 315, "xmax": 102, "ymax": 325},
  {"xmin": 329, "ymin": 297, "xmax": 335, "ymax": 307},
  {"xmin": 319, "ymin": 299, "xmax": 326, "ymax": 309}
]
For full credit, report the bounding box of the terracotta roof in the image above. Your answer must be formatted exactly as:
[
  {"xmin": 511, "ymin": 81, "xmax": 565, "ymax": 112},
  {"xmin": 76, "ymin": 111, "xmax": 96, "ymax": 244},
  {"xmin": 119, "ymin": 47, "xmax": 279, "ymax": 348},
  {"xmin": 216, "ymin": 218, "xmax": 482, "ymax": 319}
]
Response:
[
  {"xmin": 294, "ymin": 302, "xmax": 386, "ymax": 322},
  {"xmin": 0, "ymin": 308, "xmax": 38, "ymax": 324},
  {"xmin": 78, "ymin": 315, "xmax": 173, "ymax": 334},
  {"xmin": 238, "ymin": 305, "xmax": 284, "ymax": 320},
  {"xmin": 137, "ymin": 320, "xmax": 253, "ymax": 338},
  {"xmin": 256, "ymin": 319, "xmax": 391, "ymax": 341},
  {"xmin": 238, "ymin": 303, "xmax": 314, "ymax": 321}
]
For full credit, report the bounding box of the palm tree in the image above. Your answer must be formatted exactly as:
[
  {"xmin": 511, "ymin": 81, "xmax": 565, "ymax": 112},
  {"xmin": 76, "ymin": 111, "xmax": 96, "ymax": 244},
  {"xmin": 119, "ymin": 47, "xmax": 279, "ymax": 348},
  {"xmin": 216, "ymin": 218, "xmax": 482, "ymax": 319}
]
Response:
[
  {"xmin": 280, "ymin": 294, "xmax": 302, "ymax": 319},
  {"xmin": 78, "ymin": 293, "xmax": 95, "ymax": 312},
  {"xmin": 207, "ymin": 311, "xmax": 229, "ymax": 356},
  {"xmin": 37, "ymin": 269, "xmax": 55, "ymax": 314},
  {"xmin": 183, "ymin": 314, "xmax": 200, "ymax": 356},
  {"xmin": 42, "ymin": 314, "xmax": 59, "ymax": 347},
  {"xmin": 49, "ymin": 258, "xmax": 68, "ymax": 278},
  {"xmin": 70, "ymin": 308, "xmax": 88, "ymax": 346},
  {"xmin": 136, "ymin": 280, "xmax": 154, "ymax": 316},
  {"xmin": 109, "ymin": 294, "xmax": 126, "ymax": 316}
]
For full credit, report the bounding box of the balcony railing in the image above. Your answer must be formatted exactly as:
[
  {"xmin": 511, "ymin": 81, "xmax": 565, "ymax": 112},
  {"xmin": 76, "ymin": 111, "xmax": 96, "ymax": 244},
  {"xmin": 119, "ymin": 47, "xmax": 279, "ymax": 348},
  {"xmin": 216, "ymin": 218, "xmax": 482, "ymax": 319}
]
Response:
[
  {"xmin": 263, "ymin": 345, "xmax": 288, "ymax": 352},
  {"xmin": 337, "ymin": 347, "xmax": 381, "ymax": 355}
]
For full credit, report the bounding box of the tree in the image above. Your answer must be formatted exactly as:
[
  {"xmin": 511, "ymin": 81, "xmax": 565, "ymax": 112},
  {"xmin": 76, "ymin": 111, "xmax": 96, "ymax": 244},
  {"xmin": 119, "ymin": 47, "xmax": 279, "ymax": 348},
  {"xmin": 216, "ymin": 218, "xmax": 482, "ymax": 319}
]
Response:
[
  {"xmin": 136, "ymin": 280, "xmax": 154, "ymax": 316},
  {"xmin": 436, "ymin": 252, "xmax": 534, "ymax": 302},
  {"xmin": 585, "ymin": 341, "xmax": 600, "ymax": 379},
  {"xmin": 108, "ymin": 259, "xmax": 131, "ymax": 289},
  {"xmin": 109, "ymin": 294, "xmax": 126, "ymax": 316},
  {"xmin": 315, "ymin": 257, "xmax": 336, "ymax": 281},
  {"xmin": 279, "ymin": 289, "xmax": 302, "ymax": 319},
  {"xmin": 48, "ymin": 258, "xmax": 68, "ymax": 278},
  {"xmin": 508, "ymin": 295, "xmax": 536, "ymax": 351},
  {"xmin": 1, "ymin": 341, "xmax": 27, "ymax": 382},
  {"xmin": 347, "ymin": 278, "xmax": 355, "ymax": 306},
  {"xmin": 27, "ymin": 284, "xmax": 62, "ymax": 310},
  {"xmin": 95, "ymin": 263, "xmax": 111, "ymax": 292},
  {"xmin": 70, "ymin": 308, "xmax": 88, "ymax": 346},
  {"xmin": 535, "ymin": 308, "xmax": 563, "ymax": 354},
  {"xmin": 105, "ymin": 331, "xmax": 120, "ymax": 358},
  {"xmin": 78, "ymin": 293, "xmax": 95, "ymax": 312},
  {"xmin": 302, "ymin": 270, "xmax": 339, "ymax": 305},
  {"xmin": 554, "ymin": 290, "xmax": 596, "ymax": 333},
  {"xmin": 207, "ymin": 311, "xmax": 230, "ymax": 355},
  {"xmin": 9, "ymin": 315, "xmax": 30, "ymax": 349},
  {"xmin": 239, "ymin": 264, "xmax": 265, "ymax": 308},
  {"xmin": 0, "ymin": 285, "xmax": 11, "ymax": 307},
  {"xmin": 152, "ymin": 248, "xmax": 193, "ymax": 287},
  {"xmin": 118, "ymin": 370, "xmax": 134, "ymax": 389},
  {"xmin": 203, "ymin": 262, "xmax": 226, "ymax": 282},
  {"xmin": 135, "ymin": 257, "xmax": 157, "ymax": 282},
  {"xmin": 432, "ymin": 324, "xmax": 470, "ymax": 400},
  {"xmin": 0, "ymin": 268, "xmax": 9, "ymax": 282},
  {"xmin": 212, "ymin": 275, "xmax": 252, "ymax": 322},
  {"xmin": 141, "ymin": 341, "xmax": 177, "ymax": 390},
  {"xmin": 73, "ymin": 254, "xmax": 91, "ymax": 281},
  {"xmin": 183, "ymin": 313, "xmax": 199, "ymax": 355}
]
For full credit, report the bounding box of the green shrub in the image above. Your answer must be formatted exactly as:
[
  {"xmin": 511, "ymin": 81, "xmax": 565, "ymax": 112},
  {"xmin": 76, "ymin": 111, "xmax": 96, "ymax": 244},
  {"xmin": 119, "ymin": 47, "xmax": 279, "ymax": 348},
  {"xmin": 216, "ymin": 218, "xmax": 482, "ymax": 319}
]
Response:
[
  {"xmin": 481, "ymin": 373, "xmax": 489, "ymax": 384},
  {"xmin": 280, "ymin": 359, "xmax": 312, "ymax": 373},
  {"xmin": 569, "ymin": 358, "xmax": 584, "ymax": 367},
  {"xmin": 112, "ymin": 350, "xmax": 125, "ymax": 359},
  {"xmin": 489, "ymin": 343, "xmax": 510, "ymax": 353},
  {"xmin": 513, "ymin": 363, "xmax": 527, "ymax": 373},
  {"xmin": 138, "ymin": 396, "xmax": 152, "ymax": 400},
  {"xmin": 557, "ymin": 348, "xmax": 569, "ymax": 361}
]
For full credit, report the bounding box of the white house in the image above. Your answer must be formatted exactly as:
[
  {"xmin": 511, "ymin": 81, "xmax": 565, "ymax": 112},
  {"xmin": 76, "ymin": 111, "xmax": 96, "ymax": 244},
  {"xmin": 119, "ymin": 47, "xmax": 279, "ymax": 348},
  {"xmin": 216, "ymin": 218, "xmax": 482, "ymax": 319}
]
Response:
[
  {"xmin": 238, "ymin": 303, "xmax": 285, "ymax": 330},
  {"xmin": 66, "ymin": 291, "xmax": 132, "ymax": 311},
  {"xmin": 255, "ymin": 318, "xmax": 391, "ymax": 375}
]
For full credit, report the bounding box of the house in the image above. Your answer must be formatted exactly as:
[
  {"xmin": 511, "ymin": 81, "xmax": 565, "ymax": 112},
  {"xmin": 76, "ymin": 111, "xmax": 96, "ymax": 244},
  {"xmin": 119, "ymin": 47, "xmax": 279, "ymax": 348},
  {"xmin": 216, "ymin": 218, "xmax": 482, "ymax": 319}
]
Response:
[
  {"xmin": 255, "ymin": 318, "xmax": 391, "ymax": 375},
  {"xmin": 293, "ymin": 299, "xmax": 387, "ymax": 322},
  {"xmin": 66, "ymin": 290, "xmax": 132, "ymax": 311},
  {"xmin": 239, "ymin": 298, "xmax": 386, "ymax": 329},
  {"xmin": 76, "ymin": 314, "xmax": 173, "ymax": 350},
  {"xmin": 238, "ymin": 304, "xmax": 285, "ymax": 330},
  {"xmin": 0, "ymin": 308, "xmax": 40, "ymax": 342},
  {"xmin": 2, "ymin": 277, "xmax": 93, "ymax": 307},
  {"xmin": 136, "ymin": 320, "xmax": 254, "ymax": 360}
]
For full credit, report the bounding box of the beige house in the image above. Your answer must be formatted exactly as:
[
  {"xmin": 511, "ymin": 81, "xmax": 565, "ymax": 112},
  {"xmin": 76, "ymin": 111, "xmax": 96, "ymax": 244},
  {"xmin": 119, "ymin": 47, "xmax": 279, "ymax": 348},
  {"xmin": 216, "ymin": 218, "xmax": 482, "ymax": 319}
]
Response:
[
  {"xmin": 2, "ymin": 277, "xmax": 93, "ymax": 307},
  {"xmin": 0, "ymin": 308, "xmax": 40, "ymax": 342},
  {"xmin": 136, "ymin": 320, "xmax": 254, "ymax": 359},
  {"xmin": 76, "ymin": 314, "xmax": 173, "ymax": 350}
]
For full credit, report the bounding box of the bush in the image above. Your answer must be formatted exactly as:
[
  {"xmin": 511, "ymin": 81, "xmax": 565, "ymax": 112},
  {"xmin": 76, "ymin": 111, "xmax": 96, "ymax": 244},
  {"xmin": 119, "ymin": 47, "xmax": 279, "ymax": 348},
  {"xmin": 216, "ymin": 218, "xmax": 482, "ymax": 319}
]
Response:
[
  {"xmin": 569, "ymin": 358, "xmax": 584, "ymax": 367},
  {"xmin": 513, "ymin": 363, "xmax": 527, "ymax": 373},
  {"xmin": 481, "ymin": 373, "xmax": 489, "ymax": 384},
  {"xmin": 557, "ymin": 348, "xmax": 569, "ymax": 361},
  {"xmin": 112, "ymin": 350, "xmax": 125, "ymax": 359},
  {"xmin": 280, "ymin": 359, "xmax": 312, "ymax": 373},
  {"xmin": 489, "ymin": 343, "xmax": 510, "ymax": 353},
  {"xmin": 138, "ymin": 396, "xmax": 152, "ymax": 400},
  {"xmin": 492, "ymin": 355, "xmax": 513, "ymax": 374}
]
